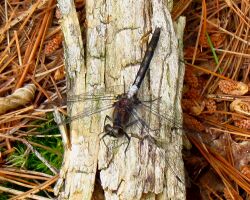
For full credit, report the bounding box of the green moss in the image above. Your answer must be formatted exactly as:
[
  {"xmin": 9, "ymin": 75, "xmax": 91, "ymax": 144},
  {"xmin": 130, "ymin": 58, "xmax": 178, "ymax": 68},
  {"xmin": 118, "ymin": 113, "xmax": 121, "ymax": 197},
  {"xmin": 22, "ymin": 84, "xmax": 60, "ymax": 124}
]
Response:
[{"xmin": 7, "ymin": 113, "xmax": 63, "ymax": 174}]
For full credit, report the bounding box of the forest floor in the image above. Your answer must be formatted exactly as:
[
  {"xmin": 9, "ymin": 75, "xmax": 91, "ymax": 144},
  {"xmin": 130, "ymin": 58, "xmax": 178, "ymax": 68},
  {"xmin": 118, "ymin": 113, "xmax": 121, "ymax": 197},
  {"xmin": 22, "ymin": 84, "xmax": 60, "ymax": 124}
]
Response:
[{"xmin": 0, "ymin": 0, "xmax": 249, "ymax": 199}]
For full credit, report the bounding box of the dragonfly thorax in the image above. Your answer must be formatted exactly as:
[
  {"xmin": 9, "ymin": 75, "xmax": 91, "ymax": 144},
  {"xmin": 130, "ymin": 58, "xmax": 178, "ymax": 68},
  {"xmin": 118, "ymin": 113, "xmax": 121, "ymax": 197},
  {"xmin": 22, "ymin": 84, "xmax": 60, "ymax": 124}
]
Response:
[{"xmin": 112, "ymin": 95, "xmax": 137, "ymax": 128}]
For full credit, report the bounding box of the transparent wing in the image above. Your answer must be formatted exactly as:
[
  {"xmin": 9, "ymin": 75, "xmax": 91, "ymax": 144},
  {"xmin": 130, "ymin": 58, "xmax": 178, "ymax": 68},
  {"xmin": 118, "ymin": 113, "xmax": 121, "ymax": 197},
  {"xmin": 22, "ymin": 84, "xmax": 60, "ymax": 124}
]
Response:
[
  {"xmin": 67, "ymin": 85, "xmax": 126, "ymax": 102},
  {"xmin": 140, "ymin": 101, "xmax": 183, "ymax": 129},
  {"xmin": 123, "ymin": 99, "xmax": 183, "ymax": 138},
  {"xmin": 39, "ymin": 102, "xmax": 115, "ymax": 134}
]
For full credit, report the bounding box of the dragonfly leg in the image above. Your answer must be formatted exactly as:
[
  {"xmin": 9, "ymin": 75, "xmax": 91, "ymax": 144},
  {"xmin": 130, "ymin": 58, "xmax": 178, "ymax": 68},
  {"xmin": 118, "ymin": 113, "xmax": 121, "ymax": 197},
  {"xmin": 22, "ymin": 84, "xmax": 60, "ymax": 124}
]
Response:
[
  {"xmin": 124, "ymin": 131, "xmax": 131, "ymax": 155},
  {"xmin": 104, "ymin": 115, "xmax": 113, "ymax": 126},
  {"xmin": 100, "ymin": 131, "xmax": 111, "ymax": 149}
]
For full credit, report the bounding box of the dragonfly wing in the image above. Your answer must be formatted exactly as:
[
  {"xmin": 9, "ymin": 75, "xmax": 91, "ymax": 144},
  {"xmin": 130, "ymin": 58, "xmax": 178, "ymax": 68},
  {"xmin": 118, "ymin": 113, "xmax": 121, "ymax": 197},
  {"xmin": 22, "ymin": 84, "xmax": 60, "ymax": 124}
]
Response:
[
  {"xmin": 67, "ymin": 84, "xmax": 125, "ymax": 102},
  {"xmin": 140, "ymin": 101, "xmax": 183, "ymax": 130},
  {"xmin": 39, "ymin": 102, "xmax": 115, "ymax": 134}
]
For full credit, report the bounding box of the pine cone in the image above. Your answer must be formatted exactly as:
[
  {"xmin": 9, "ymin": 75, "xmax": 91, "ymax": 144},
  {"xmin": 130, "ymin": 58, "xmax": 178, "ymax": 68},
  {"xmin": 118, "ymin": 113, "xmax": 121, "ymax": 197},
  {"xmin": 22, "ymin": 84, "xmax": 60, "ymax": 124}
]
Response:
[
  {"xmin": 234, "ymin": 119, "xmax": 250, "ymax": 130},
  {"xmin": 183, "ymin": 113, "xmax": 205, "ymax": 132},
  {"xmin": 218, "ymin": 80, "xmax": 248, "ymax": 95},
  {"xmin": 45, "ymin": 33, "xmax": 63, "ymax": 55},
  {"xmin": 205, "ymin": 99, "xmax": 216, "ymax": 113}
]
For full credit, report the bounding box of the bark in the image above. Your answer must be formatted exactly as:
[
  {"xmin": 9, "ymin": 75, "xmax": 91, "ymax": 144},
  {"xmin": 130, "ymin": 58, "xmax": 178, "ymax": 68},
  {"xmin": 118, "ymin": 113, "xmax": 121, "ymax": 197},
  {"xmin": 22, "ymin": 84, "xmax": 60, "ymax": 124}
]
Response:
[
  {"xmin": 55, "ymin": 0, "xmax": 186, "ymax": 199},
  {"xmin": 54, "ymin": 0, "xmax": 96, "ymax": 199}
]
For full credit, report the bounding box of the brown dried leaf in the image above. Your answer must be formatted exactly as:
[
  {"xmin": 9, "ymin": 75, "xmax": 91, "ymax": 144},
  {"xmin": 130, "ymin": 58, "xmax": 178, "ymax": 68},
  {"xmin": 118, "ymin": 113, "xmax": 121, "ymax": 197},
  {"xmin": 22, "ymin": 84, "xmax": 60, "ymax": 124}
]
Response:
[
  {"xmin": 184, "ymin": 46, "xmax": 206, "ymax": 58},
  {"xmin": 200, "ymin": 33, "xmax": 226, "ymax": 48},
  {"xmin": 232, "ymin": 141, "xmax": 250, "ymax": 170},
  {"xmin": 184, "ymin": 68, "xmax": 199, "ymax": 88},
  {"xmin": 0, "ymin": 84, "xmax": 36, "ymax": 115},
  {"xmin": 198, "ymin": 170, "xmax": 225, "ymax": 200},
  {"xmin": 54, "ymin": 66, "xmax": 65, "ymax": 80},
  {"xmin": 206, "ymin": 18, "xmax": 220, "ymax": 32},
  {"xmin": 182, "ymin": 99, "xmax": 205, "ymax": 116},
  {"xmin": 198, "ymin": 60, "xmax": 217, "ymax": 75},
  {"xmin": 190, "ymin": 101, "xmax": 205, "ymax": 116},
  {"xmin": 184, "ymin": 88, "xmax": 201, "ymax": 99},
  {"xmin": 55, "ymin": 8, "xmax": 62, "ymax": 19}
]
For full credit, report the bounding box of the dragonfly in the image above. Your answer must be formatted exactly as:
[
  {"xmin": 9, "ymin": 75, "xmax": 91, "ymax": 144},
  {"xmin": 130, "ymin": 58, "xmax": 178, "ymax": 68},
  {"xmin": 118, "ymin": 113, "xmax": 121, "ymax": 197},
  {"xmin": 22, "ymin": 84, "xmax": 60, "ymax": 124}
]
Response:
[
  {"xmin": 41, "ymin": 28, "xmax": 185, "ymax": 184},
  {"xmin": 42, "ymin": 27, "xmax": 184, "ymax": 146},
  {"xmin": 63, "ymin": 27, "xmax": 183, "ymax": 142}
]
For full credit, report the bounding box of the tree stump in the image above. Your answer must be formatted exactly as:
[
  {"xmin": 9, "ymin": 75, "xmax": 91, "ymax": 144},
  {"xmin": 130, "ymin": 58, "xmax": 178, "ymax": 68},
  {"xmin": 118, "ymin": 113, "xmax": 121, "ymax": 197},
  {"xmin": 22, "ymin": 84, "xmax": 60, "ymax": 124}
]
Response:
[{"xmin": 55, "ymin": 0, "xmax": 186, "ymax": 199}]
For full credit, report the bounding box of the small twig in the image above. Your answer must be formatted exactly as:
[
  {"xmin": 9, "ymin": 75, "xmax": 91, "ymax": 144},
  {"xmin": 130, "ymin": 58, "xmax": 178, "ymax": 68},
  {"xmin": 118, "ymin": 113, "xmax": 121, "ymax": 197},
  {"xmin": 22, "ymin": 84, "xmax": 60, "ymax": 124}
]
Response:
[
  {"xmin": 4, "ymin": 0, "xmax": 10, "ymax": 53},
  {"xmin": 0, "ymin": 176, "xmax": 37, "ymax": 190},
  {"xmin": 206, "ymin": 94, "xmax": 250, "ymax": 101},
  {"xmin": 14, "ymin": 31, "xmax": 22, "ymax": 66},
  {"xmin": 209, "ymin": 127, "xmax": 250, "ymax": 138},
  {"xmin": 9, "ymin": 174, "xmax": 58, "ymax": 200},
  {"xmin": 185, "ymin": 62, "xmax": 230, "ymax": 80},
  {"xmin": 1, "ymin": 167, "xmax": 53, "ymax": 178},
  {"xmin": 214, "ymin": 48, "xmax": 250, "ymax": 58},
  {"xmin": 53, "ymin": 106, "xmax": 71, "ymax": 150},
  {"xmin": 0, "ymin": 168, "xmax": 51, "ymax": 181}
]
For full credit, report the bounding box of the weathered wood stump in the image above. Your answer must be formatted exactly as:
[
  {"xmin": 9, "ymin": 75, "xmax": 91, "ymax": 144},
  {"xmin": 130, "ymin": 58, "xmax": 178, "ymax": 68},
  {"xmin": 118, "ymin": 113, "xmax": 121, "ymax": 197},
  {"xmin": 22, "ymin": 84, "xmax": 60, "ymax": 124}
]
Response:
[{"xmin": 55, "ymin": 0, "xmax": 186, "ymax": 199}]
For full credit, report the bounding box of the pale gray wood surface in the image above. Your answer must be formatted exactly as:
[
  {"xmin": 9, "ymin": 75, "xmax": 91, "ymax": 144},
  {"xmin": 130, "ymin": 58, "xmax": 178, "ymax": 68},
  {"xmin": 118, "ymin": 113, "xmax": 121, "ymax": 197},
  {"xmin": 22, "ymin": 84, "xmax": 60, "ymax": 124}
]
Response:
[{"xmin": 55, "ymin": 0, "xmax": 186, "ymax": 199}]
